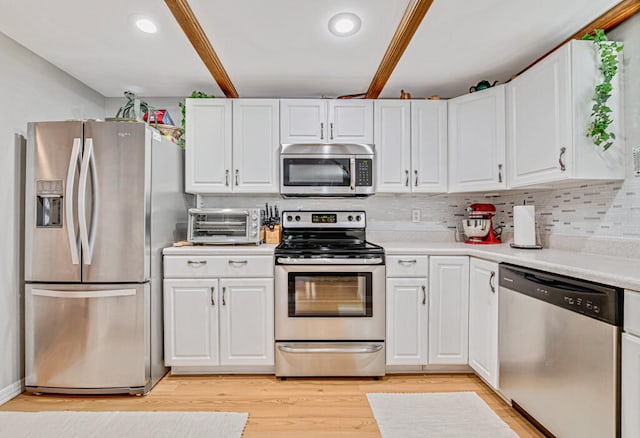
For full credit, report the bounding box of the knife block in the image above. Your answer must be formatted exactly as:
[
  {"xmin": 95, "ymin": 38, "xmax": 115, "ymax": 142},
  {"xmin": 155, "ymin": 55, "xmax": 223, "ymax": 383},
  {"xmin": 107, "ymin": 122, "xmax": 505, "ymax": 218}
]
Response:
[{"xmin": 264, "ymin": 225, "xmax": 281, "ymax": 244}]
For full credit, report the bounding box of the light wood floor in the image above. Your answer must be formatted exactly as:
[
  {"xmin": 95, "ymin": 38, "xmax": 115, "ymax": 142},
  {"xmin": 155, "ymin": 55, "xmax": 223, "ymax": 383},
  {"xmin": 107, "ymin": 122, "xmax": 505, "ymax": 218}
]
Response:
[{"xmin": 2, "ymin": 373, "xmax": 543, "ymax": 437}]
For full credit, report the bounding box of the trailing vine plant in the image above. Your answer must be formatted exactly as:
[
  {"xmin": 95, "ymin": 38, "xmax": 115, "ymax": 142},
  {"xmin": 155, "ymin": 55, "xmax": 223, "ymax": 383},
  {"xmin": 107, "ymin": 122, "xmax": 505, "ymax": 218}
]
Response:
[
  {"xmin": 178, "ymin": 90, "xmax": 216, "ymax": 148},
  {"xmin": 581, "ymin": 29, "xmax": 623, "ymax": 151}
]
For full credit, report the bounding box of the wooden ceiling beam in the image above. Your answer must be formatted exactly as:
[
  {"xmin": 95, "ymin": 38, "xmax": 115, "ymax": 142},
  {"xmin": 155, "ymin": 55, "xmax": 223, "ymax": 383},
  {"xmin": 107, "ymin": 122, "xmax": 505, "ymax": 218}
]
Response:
[
  {"xmin": 365, "ymin": 0, "xmax": 434, "ymax": 99},
  {"xmin": 522, "ymin": 0, "xmax": 640, "ymax": 75},
  {"xmin": 165, "ymin": 0, "xmax": 239, "ymax": 98}
]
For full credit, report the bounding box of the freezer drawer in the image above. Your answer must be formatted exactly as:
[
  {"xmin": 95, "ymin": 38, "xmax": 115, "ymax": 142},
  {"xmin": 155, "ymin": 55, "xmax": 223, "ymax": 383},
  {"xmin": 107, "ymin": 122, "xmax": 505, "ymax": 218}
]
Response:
[{"xmin": 25, "ymin": 283, "xmax": 149, "ymax": 394}]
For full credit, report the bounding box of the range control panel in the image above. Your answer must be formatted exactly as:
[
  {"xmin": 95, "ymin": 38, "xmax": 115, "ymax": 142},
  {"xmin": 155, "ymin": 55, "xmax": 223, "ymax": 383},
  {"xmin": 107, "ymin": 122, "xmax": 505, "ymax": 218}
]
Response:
[{"xmin": 282, "ymin": 211, "xmax": 366, "ymax": 229}]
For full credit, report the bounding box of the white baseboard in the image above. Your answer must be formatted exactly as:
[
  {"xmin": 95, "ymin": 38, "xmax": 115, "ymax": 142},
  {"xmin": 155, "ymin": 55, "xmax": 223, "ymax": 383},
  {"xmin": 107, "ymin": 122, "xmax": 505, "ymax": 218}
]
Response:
[{"xmin": 0, "ymin": 379, "xmax": 24, "ymax": 406}]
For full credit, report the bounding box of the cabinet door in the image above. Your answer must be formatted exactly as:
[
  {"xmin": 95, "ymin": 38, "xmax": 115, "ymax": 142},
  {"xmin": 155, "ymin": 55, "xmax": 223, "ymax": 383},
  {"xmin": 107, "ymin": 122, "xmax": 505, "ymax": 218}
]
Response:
[
  {"xmin": 411, "ymin": 100, "xmax": 448, "ymax": 193},
  {"xmin": 232, "ymin": 99, "xmax": 280, "ymax": 193},
  {"xmin": 428, "ymin": 256, "xmax": 469, "ymax": 365},
  {"xmin": 280, "ymin": 99, "xmax": 325, "ymax": 143},
  {"xmin": 219, "ymin": 278, "xmax": 274, "ymax": 366},
  {"xmin": 468, "ymin": 258, "xmax": 499, "ymax": 388},
  {"xmin": 386, "ymin": 278, "xmax": 428, "ymax": 365},
  {"xmin": 163, "ymin": 279, "xmax": 218, "ymax": 366},
  {"xmin": 622, "ymin": 333, "xmax": 640, "ymax": 438},
  {"xmin": 374, "ymin": 100, "xmax": 411, "ymax": 192},
  {"xmin": 508, "ymin": 44, "xmax": 571, "ymax": 187},
  {"xmin": 185, "ymin": 99, "xmax": 232, "ymax": 193},
  {"xmin": 448, "ymin": 86, "xmax": 506, "ymax": 192},
  {"xmin": 328, "ymin": 100, "xmax": 374, "ymax": 143}
]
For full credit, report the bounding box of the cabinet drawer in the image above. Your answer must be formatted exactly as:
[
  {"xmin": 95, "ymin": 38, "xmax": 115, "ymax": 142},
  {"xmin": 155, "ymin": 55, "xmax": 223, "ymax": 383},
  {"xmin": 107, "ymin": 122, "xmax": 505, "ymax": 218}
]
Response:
[
  {"xmin": 386, "ymin": 255, "xmax": 428, "ymax": 277},
  {"xmin": 625, "ymin": 290, "xmax": 640, "ymax": 337},
  {"xmin": 164, "ymin": 256, "xmax": 273, "ymax": 278}
]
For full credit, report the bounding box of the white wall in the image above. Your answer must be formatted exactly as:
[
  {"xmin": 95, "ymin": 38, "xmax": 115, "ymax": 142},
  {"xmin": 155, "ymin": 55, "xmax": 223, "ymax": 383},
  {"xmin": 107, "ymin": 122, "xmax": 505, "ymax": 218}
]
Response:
[{"xmin": 0, "ymin": 31, "xmax": 104, "ymax": 403}]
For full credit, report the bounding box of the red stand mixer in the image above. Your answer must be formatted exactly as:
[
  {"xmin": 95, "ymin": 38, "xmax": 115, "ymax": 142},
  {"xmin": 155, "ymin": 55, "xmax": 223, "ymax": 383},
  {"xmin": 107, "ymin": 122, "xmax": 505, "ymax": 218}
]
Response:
[{"xmin": 462, "ymin": 203, "xmax": 502, "ymax": 244}]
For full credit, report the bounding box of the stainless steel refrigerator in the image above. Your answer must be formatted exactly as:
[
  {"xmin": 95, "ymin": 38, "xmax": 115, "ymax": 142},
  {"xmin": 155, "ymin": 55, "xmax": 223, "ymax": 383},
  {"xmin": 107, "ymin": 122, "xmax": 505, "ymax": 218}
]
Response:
[{"xmin": 24, "ymin": 120, "xmax": 186, "ymax": 395}]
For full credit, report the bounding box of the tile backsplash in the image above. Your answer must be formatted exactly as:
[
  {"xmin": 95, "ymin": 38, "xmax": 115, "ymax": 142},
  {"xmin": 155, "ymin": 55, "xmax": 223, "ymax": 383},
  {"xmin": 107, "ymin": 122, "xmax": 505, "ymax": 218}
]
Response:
[{"xmin": 199, "ymin": 174, "xmax": 640, "ymax": 240}]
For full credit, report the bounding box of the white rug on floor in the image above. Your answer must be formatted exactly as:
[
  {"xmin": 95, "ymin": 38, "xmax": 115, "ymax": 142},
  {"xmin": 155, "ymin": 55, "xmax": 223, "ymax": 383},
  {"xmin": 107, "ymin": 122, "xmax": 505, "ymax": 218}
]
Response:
[
  {"xmin": 0, "ymin": 411, "xmax": 248, "ymax": 438},
  {"xmin": 367, "ymin": 392, "xmax": 519, "ymax": 438}
]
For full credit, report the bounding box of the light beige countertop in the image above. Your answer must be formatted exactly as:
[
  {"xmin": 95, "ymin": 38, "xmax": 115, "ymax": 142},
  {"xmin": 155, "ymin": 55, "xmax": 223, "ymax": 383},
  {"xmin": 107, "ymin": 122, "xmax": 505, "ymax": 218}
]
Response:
[
  {"xmin": 163, "ymin": 244, "xmax": 277, "ymax": 256},
  {"xmin": 377, "ymin": 240, "xmax": 640, "ymax": 291}
]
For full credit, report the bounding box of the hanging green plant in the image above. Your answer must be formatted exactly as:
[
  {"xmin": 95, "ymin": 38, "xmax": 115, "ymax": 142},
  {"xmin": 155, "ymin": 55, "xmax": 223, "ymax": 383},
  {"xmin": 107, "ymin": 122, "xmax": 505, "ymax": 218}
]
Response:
[
  {"xmin": 581, "ymin": 29, "xmax": 623, "ymax": 151},
  {"xmin": 177, "ymin": 90, "xmax": 216, "ymax": 148}
]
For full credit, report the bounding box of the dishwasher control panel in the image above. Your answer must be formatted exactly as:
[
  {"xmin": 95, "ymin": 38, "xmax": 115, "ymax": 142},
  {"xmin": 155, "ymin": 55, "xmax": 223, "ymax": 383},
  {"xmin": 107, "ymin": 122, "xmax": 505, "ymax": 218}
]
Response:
[{"xmin": 499, "ymin": 263, "xmax": 623, "ymax": 325}]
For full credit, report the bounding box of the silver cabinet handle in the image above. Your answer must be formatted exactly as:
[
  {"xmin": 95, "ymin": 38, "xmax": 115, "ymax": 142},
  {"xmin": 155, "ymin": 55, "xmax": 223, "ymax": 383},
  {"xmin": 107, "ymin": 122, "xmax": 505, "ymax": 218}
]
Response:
[
  {"xmin": 559, "ymin": 147, "xmax": 567, "ymax": 171},
  {"xmin": 235, "ymin": 169, "xmax": 239, "ymax": 186},
  {"xmin": 187, "ymin": 260, "xmax": 207, "ymax": 266},
  {"xmin": 398, "ymin": 259, "xmax": 417, "ymax": 264},
  {"xmin": 222, "ymin": 287, "xmax": 226, "ymax": 305},
  {"xmin": 228, "ymin": 259, "xmax": 248, "ymax": 265},
  {"xmin": 278, "ymin": 344, "xmax": 383, "ymax": 354},
  {"xmin": 422, "ymin": 285, "xmax": 426, "ymax": 305},
  {"xmin": 405, "ymin": 170, "xmax": 409, "ymax": 187},
  {"xmin": 498, "ymin": 164, "xmax": 503, "ymax": 183},
  {"xmin": 414, "ymin": 169, "xmax": 418, "ymax": 187},
  {"xmin": 330, "ymin": 122, "xmax": 334, "ymax": 140},
  {"xmin": 65, "ymin": 138, "xmax": 82, "ymax": 265},
  {"xmin": 320, "ymin": 122, "xmax": 324, "ymax": 140},
  {"xmin": 490, "ymin": 271, "xmax": 496, "ymax": 293},
  {"xmin": 210, "ymin": 286, "xmax": 215, "ymax": 306},
  {"xmin": 225, "ymin": 169, "xmax": 229, "ymax": 186}
]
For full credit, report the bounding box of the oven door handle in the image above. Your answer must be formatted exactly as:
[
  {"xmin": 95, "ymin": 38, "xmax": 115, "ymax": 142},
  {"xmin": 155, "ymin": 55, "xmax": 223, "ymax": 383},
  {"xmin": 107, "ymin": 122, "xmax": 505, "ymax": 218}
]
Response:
[
  {"xmin": 277, "ymin": 257, "xmax": 383, "ymax": 265},
  {"xmin": 277, "ymin": 344, "xmax": 383, "ymax": 354}
]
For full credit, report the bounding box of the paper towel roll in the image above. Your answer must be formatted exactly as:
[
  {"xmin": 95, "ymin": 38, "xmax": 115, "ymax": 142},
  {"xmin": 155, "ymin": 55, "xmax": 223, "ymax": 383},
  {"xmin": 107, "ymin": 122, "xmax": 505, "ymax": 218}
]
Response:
[{"xmin": 513, "ymin": 205, "xmax": 536, "ymax": 246}]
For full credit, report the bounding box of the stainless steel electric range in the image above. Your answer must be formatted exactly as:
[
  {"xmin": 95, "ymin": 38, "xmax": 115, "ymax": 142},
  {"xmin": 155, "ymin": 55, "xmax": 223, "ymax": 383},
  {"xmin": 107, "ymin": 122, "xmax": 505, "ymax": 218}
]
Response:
[{"xmin": 274, "ymin": 210, "xmax": 386, "ymax": 377}]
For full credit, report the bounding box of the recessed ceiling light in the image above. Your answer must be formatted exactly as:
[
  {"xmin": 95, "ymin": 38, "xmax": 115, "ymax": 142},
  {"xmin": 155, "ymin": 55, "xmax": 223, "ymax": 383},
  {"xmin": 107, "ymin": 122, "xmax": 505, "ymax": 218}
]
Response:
[
  {"xmin": 328, "ymin": 12, "xmax": 361, "ymax": 37},
  {"xmin": 135, "ymin": 18, "xmax": 157, "ymax": 34}
]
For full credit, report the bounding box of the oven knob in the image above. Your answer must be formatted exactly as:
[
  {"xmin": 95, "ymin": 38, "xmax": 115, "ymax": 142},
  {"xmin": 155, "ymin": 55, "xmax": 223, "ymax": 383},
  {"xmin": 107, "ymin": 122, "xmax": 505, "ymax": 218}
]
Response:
[
  {"xmin": 355, "ymin": 215, "xmax": 361, "ymax": 222},
  {"xmin": 250, "ymin": 230, "xmax": 257, "ymax": 236},
  {"xmin": 295, "ymin": 215, "xmax": 301, "ymax": 221},
  {"xmin": 252, "ymin": 223, "xmax": 258, "ymax": 229},
  {"xmin": 287, "ymin": 215, "xmax": 293, "ymax": 221},
  {"xmin": 251, "ymin": 214, "xmax": 258, "ymax": 220},
  {"xmin": 348, "ymin": 215, "xmax": 353, "ymax": 221}
]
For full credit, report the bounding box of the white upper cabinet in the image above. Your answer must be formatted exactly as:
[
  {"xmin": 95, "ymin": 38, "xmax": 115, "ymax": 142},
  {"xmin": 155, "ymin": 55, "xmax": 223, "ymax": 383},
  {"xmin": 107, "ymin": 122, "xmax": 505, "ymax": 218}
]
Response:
[
  {"xmin": 375, "ymin": 100, "xmax": 447, "ymax": 193},
  {"xmin": 185, "ymin": 99, "xmax": 232, "ymax": 193},
  {"xmin": 232, "ymin": 99, "xmax": 280, "ymax": 193},
  {"xmin": 448, "ymin": 85, "xmax": 507, "ymax": 192},
  {"xmin": 185, "ymin": 98, "xmax": 279, "ymax": 194},
  {"xmin": 412, "ymin": 100, "xmax": 448, "ymax": 192},
  {"xmin": 508, "ymin": 40, "xmax": 624, "ymax": 188},
  {"xmin": 375, "ymin": 100, "xmax": 412, "ymax": 192},
  {"xmin": 280, "ymin": 99, "xmax": 373, "ymax": 144}
]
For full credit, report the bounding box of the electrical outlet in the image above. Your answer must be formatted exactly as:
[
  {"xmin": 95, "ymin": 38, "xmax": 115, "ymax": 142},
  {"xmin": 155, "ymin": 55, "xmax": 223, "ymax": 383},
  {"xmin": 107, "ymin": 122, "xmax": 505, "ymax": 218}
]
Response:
[{"xmin": 412, "ymin": 209, "xmax": 421, "ymax": 223}]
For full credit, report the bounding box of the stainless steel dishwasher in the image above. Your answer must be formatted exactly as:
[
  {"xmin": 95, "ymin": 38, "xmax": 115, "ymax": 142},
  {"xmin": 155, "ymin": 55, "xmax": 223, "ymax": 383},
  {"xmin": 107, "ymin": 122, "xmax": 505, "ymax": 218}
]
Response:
[{"xmin": 498, "ymin": 263, "xmax": 623, "ymax": 438}]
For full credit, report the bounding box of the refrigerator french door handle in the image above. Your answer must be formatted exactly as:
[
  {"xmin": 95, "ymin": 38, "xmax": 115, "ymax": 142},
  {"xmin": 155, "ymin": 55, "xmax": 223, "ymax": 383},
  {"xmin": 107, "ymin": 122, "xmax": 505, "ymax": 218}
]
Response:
[
  {"xmin": 79, "ymin": 138, "xmax": 99, "ymax": 265},
  {"xmin": 65, "ymin": 138, "xmax": 82, "ymax": 265}
]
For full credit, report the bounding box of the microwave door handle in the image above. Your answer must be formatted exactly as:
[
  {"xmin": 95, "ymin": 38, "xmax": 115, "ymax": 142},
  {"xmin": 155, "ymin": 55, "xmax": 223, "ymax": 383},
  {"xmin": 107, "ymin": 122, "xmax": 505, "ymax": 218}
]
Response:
[
  {"xmin": 350, "ymin": 158, "xmax": 356, "ymax": 191},
  {"xmin": 65, "ymin": 138, "xmax": 82, "ymax": 265}
]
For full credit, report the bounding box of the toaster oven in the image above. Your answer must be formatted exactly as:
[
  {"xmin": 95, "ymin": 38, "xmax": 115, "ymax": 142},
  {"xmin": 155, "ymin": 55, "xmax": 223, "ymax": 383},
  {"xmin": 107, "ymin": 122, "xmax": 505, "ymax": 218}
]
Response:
[{"xmin": 187, "ymin": 208, "xmax": 261, "ymax": 245}]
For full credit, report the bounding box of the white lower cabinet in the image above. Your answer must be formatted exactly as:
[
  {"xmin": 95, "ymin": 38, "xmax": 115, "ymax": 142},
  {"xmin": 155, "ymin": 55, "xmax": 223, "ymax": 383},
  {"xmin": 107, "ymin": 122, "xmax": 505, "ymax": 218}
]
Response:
[
  {"xmin": 428, "ymin": 256, "xmax": 469, "ymax": 365},
  {"xmin": 163, "ymin": 254, "xmax": 274, "ymax": 371},
  {"xmin": 468, "ymin": 258, "xmax": 499, "ymax": 389},
  {"xmin": 622, "ymin": 290, "xmax": 640, "ymax": 438},
  {"xmin": 386, "ymin": 273, "xmax": 428, "ymax": 366}
]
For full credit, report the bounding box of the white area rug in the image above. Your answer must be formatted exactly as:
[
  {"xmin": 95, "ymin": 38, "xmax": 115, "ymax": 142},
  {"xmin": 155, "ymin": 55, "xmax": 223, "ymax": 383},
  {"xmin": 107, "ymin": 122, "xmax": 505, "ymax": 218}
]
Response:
[
  {"xmin": 367, "ymin": 392, "xmax": 519, "ymax": 438},
  {"xmin": 0, "ymin": 411, "xmax": 248, "ymax": 438}
]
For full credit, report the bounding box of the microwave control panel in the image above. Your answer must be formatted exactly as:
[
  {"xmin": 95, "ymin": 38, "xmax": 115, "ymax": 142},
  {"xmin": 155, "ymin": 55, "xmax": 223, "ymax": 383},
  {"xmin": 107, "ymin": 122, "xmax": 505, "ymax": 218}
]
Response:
[{"xmin": 355, "ymin": 159, "xmax": 373, "ymax": 186}]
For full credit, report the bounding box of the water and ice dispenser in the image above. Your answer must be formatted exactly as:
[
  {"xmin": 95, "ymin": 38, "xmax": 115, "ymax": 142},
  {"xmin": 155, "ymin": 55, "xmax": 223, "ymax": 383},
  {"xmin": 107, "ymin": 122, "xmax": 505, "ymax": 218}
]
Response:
[{"xmin": 36, "ymin": 180, "xmax": 63, "ymax": 228}]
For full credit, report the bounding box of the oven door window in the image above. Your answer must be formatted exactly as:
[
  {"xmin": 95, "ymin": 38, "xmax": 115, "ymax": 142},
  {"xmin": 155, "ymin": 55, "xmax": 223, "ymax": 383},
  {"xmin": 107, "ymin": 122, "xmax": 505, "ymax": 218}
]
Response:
[
  {"xmin": 288, "ymin": 272, "xmax": 372, "ymax": 317},
  {"xmin": 282, "ymin": 158, "xmax": 350, "ymax": 187}
]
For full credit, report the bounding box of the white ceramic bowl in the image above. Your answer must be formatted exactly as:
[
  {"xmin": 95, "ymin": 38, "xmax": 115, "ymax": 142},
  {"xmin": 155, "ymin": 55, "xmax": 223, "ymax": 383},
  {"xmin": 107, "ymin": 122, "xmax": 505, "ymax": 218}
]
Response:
[{"xmin": 462, "ymin": 219, "xmax": 491, "ymax": 238}]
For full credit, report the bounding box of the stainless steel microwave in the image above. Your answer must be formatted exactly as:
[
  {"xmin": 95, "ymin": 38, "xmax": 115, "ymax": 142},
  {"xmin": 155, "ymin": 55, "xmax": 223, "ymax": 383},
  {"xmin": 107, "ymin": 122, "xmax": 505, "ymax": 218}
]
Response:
[
  {"xmin": 280, "ymin": 143, "xmax": 375, "ymax": 197},
  {"xmin": 188, "ymin": 208, "xmax": 261, "ymax": 244}
]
